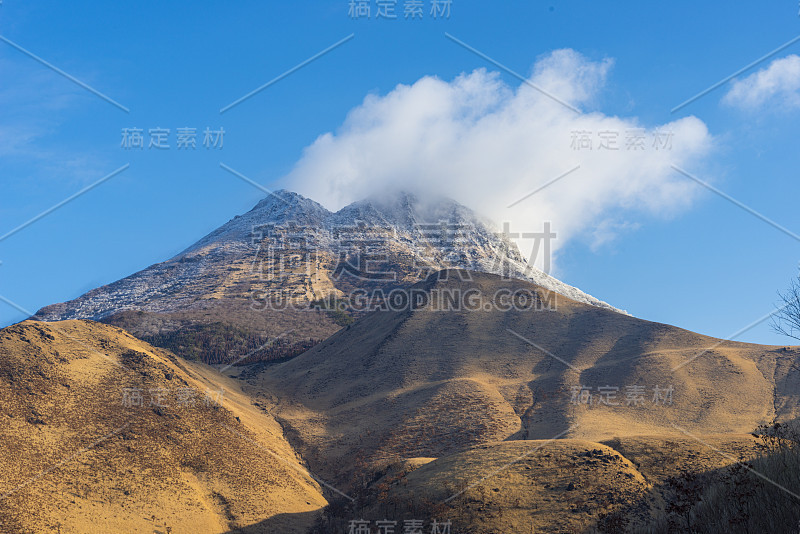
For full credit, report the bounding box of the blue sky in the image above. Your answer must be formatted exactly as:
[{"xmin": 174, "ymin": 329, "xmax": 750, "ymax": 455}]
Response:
[{"xmin": 1, "ymin": 1, "xmax": 800, "ymax": 345}]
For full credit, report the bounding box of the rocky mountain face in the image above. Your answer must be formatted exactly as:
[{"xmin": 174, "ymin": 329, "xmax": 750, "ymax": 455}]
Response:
[{"xmin": 33, "ymin": 190, "xmax": 621, "ymax": 364}]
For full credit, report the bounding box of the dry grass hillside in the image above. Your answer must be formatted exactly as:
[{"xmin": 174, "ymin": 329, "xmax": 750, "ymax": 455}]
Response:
[
  {"xmin": 0, "ymin": 320, "xmax": 326, "ymax": 534},
  {"xmin": 348, "ymin": 435, "xmax": 763, "ymax": 533},
  {"xmin": 7, "ymin": 270, "xmax": 800, "ymax": 532},
  {"xmin": 250, "ymin": 270, "xmax": 799, "ymax": 486}
]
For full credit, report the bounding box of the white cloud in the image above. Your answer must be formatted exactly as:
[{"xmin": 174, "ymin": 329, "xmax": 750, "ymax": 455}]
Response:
[
  {"xmin": 284, "ymin": 49, "xmax": 713, "ymax": 269},
  {"xmin": 723, "ymin": 54, "xmax": 800, "ymax": 110}
]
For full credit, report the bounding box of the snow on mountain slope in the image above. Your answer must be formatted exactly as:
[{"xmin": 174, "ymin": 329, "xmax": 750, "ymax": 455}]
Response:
[{"xmin": 34, "ymin": 190, "xmax": 624, "ymax": 321}]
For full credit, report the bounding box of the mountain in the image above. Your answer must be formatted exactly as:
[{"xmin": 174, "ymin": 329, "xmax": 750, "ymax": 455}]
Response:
[
  {"xmin": 242, "ymin": 270, "xmax": 800, "ymax": 531},
  {"xmin": 6, "ymin": 272, "xmax": 797, "ymax": 532},
  {"xmin": 248, "ymin": 269, "xmax": 798, "ymax": 480},
  {"xmin": 33, "ymin": 190, "xmax": 621, "ymax": 365},
  {"xmin": 0, "ymin": 319, "xmax": 326, "ymax": 533}
]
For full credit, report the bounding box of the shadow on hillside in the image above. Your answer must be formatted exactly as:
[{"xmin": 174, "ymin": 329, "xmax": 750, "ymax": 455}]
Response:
[
  {"xmin": 223, "ymin": 510, "xmax": 320, "ymax": 534},
  {"xmin": 599, "ymin": 448, "xmax": 800, "ymax": 533}
]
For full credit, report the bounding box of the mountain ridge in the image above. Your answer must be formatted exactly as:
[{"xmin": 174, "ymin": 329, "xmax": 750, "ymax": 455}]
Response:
[
  {"xmin": 249, "ymin": 269, "xmax": 798, "ymax": 482},
  {"xmin": 35, "ymin": 189, "xmax": 622, "ymax": 324}
]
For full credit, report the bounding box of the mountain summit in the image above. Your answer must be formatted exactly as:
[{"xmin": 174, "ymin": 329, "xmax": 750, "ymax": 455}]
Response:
[{"xmin": 34, "ymin": 190, "xmax": 621, "ymax": 363}]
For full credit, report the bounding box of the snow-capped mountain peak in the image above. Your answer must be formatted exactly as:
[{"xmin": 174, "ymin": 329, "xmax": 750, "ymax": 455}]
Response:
[{"xmin": 35, "ymin": 190, "xmax": 624, "ymax": 321}]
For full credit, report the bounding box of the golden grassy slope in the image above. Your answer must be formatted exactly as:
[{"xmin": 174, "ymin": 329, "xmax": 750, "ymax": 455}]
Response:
[
  {"xmin": 0, "ymin": 320, "xmax": 326, "ymax": 534},
  {"xmin": 356, "ymin": 435, "xmax": 763, "ymax": 533},
  {"xmin": 8, "ymin": 269, "xmax": 799, "ymax": 533},
  {"xmin": 250, "ymin": 271, "xmax": 798, "ymax": 482}
]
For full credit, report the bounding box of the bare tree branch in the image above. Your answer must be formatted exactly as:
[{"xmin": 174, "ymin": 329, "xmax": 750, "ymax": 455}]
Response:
[{"xmin": 771, "ymin": 276, "xmax": 800, "ymax": 341}]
